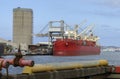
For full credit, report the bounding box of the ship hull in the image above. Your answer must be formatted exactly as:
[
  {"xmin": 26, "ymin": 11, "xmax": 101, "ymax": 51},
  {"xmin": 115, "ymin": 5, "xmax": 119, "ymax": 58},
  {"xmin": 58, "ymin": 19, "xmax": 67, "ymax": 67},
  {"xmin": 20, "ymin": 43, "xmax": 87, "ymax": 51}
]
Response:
[
  {"xmin": 53, "ymin": 39, "xmax": 100, "ymax": 56},
  {"xmin": 53, "ymin": 46, "xmax": 100, "ymax": 56}
]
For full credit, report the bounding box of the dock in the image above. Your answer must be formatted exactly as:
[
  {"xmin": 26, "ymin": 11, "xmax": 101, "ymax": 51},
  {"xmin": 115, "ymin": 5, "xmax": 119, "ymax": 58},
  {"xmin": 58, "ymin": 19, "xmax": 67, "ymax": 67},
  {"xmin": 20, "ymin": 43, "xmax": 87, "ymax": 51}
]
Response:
[
  {"xmin": 2, "ymin": 66, "xmax": 112, "ymax": 79},
  {"xmin": 1, "ymin": 59, "xmax": 120, "ymax": 79}
]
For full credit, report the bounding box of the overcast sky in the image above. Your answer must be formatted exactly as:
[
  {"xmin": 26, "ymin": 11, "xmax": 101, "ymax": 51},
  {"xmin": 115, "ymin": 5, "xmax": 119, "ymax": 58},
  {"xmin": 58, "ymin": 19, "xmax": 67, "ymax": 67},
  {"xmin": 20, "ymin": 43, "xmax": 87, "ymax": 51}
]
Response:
[{"xmin": 1, "ymin": 0, "xmax": 120, "ymax": 46}]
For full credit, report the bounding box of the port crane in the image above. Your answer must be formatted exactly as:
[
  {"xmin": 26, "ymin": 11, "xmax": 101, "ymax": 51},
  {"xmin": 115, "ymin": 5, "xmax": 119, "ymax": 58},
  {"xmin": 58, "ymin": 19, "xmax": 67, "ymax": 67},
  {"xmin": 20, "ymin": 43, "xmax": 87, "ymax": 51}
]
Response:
[
  {"xmin": 33, "ymin": 20, "xmax": 98, "ymax": 41},
  {"xmin": 76, "ymin": 24, "xmax": 99, "ymax": 42},
  {"xmin": 31, "ymin": 20, "xmax": 100, "ymax": 55}
]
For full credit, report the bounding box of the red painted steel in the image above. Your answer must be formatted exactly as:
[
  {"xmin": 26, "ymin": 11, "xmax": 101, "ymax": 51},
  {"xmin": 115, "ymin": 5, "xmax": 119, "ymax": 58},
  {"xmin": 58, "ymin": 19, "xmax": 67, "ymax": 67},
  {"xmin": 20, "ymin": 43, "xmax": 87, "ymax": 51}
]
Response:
[
  {"xmin": 19, "ymin": 58, "xmax": 34, "ymax": 67},
  {"xmin": 0, "ymin": 59, "xmax": 9, "ymax": 68},
  {"xmin": 53, "ymin": 39, "xmax": 100, "ymax": 56},
  {"xmin": 6, "ymin": 58, "xmax": 34, "ymax": 67},
  {"xmin": 114, "ymin": 66, "xmax": 120, "ymax": 73}
]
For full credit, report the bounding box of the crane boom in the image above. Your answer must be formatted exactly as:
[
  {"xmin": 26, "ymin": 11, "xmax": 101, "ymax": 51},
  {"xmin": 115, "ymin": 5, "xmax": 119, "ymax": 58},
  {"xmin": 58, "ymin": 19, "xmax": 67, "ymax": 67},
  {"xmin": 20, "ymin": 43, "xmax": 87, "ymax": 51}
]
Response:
[
  {"xmin": 77, "ymin": 24, "xmax": 95, "ymax": 37},
  {"xmin": 74, "ymin": 20, "xmax": 87, "ymax": 32}
]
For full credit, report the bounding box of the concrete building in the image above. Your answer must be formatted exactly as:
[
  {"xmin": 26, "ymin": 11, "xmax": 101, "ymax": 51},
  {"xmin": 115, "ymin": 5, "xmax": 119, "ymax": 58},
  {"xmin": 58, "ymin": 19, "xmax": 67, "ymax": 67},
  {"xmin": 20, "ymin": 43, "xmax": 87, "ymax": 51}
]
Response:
[{"xmin": 13, "ymin": 7, "xmax": 33, "ymax": 48}]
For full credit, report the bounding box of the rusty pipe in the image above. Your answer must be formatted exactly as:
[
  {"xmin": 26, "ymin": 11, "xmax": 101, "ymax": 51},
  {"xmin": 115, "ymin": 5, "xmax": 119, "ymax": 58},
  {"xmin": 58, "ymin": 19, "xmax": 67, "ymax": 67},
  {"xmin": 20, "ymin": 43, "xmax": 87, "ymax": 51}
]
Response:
[
  {"xmin": 19, "ymin": 58, "xmax": 34, "ymax": 67},
  {"xmin": 0, "ymin": 59, "xmax": 9, "ymax": 69},
  {"xmin": 6, "ymin": 58, "xmax": 34, "ymax": 67}
]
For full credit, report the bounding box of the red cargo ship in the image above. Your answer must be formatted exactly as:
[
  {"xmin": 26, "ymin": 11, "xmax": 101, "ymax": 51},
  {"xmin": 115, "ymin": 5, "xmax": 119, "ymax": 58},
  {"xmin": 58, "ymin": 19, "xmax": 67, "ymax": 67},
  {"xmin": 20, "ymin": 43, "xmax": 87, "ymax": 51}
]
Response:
[
  {"xmin": 49, "ymin": 20, "xmax": 100, "ymax": 56},
  {"xmin": 34, "ymin": 20, "xmax": 100, "ymax": 56},
  {"xmin": 53, "ymin": 39, "xmax": 100, "ymax": 56}
]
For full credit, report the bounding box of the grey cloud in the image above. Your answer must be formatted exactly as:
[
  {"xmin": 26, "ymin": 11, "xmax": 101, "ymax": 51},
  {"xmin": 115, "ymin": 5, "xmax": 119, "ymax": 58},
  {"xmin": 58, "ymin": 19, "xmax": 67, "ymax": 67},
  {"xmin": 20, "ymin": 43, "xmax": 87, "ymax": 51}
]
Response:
[
  {"xmin": 80, "ymin": 10, "xmax": 120, "ymax": 17},
  {"xmin": 93, "ymin": 0, "xmax": 120, "ymax": 8},
  {"xmin": 99, "ymin": 24, "xmax": 112, "ymax": 31},
  {"xmin": 104, "ymin": 0, "xmax": 120, "ymax": 8},
  {"xmin": 100, "ymin": 24, "xmax": 111, "ymax": 28},
  {"xmin": 113, "ymin": 28, "xmax": 120, "ymax": 31},
  {"xmin": 93, "ymin": 11, "xmax": 120, "ymax": 17},
  {"xmin": 100, "ymin": 24, "xmax": 120, "ymax": 32}
]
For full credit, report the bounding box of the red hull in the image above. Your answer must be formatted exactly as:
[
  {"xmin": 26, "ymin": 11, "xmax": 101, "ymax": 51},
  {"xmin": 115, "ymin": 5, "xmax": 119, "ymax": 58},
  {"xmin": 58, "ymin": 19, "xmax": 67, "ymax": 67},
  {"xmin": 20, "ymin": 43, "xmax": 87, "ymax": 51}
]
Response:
[{"xmin": 53, "ymin": 39, "xmax": 100, "ymax": 56}]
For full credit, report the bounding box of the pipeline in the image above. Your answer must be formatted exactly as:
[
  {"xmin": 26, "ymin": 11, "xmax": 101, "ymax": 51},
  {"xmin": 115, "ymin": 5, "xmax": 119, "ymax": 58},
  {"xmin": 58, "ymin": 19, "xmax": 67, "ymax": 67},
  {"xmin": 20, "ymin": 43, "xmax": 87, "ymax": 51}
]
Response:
[
  {"xmin": 22, "ymin": 59, "xmax": 108, "ymax": 74},
  {"xmin": 0, "ymin": 54, "xmax": 34, "ymax": 79},
  {"xmin": 0, "ymin": 53, "xmax": 34, "ymax": 67},
  {"xmin": 0, "ymin": 50, "xmax": 35, "ymax": 79},
  {"xmin": 6, "ymin": 58, "xmax": 34, "ymax": 67},
  {"xmin": 0, "ymin": 52, "xmax": 34, "ymax": 71},
  {"xmin": 0, "ymin": 58, "xmax": 9, "ymax": 69}
]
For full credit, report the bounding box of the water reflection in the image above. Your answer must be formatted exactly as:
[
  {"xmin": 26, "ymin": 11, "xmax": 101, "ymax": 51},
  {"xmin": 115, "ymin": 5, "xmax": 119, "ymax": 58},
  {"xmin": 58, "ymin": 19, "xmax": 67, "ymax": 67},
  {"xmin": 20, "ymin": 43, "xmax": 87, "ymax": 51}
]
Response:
[{"xmin": 1, "ymin": 52, "xmax": 120, "ymax": 74}]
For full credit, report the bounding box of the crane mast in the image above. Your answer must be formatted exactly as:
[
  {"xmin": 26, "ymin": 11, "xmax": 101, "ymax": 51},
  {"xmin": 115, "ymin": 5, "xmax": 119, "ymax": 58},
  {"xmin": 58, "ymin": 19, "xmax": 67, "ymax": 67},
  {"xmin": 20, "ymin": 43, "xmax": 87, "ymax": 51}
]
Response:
[{"xmin": 34, "ymin": 20, "xmax": 99, "ymax": 42}]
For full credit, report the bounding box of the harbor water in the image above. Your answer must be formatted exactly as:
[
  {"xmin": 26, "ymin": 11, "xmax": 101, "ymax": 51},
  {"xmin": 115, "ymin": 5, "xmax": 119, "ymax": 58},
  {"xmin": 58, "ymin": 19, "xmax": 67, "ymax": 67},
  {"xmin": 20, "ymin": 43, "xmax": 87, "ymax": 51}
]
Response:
[{"xmin": 1, "ymin": 51, "xmax": 120, "ymax": 74}]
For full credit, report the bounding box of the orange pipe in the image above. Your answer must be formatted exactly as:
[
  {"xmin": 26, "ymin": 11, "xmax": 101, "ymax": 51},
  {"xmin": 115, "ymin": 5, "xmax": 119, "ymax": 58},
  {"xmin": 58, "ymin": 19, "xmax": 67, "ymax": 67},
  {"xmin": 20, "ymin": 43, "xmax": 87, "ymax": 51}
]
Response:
[
  {"xmin": 6, "ymin": 58, "xmax": 34, "ymax": 67},
  {"xmin": 6, "ymin": 59, "xmax": 14, "ymax": 65},
  {"xmin": 19, "ymin": 58, "xmax": 34, "ymax": 67},
  {"xmin": 0, "ymin": 58, "xmax": 9, "ymax": 68}
]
